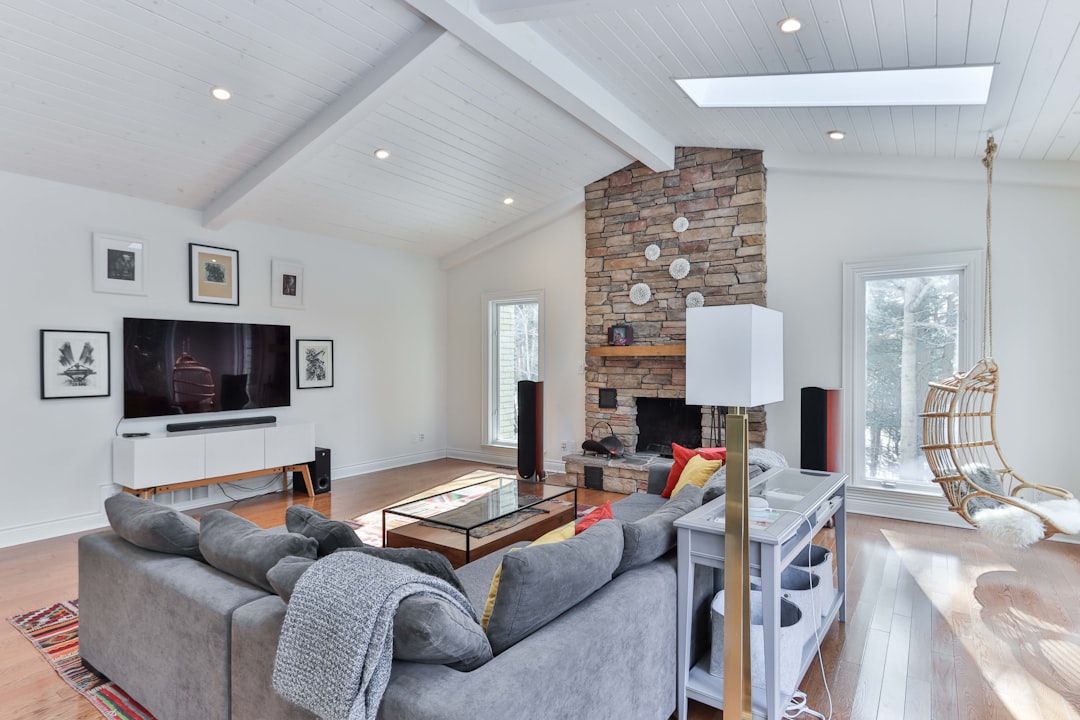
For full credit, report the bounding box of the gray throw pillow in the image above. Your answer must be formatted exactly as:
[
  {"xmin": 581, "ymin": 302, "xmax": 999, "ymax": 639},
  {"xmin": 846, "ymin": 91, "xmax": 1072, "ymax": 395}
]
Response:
[
  {"xmin": 615, "ymin": 484, "xmax": 703, "ymax": 576},
  {"xmin": 266, "ymin": 555, "xmax": 491, "ymax": 671},
  {"xmin": 338, "ymin": 546, "xmax": 466, "ymax": 595},
  {"xmin": 285, "ymin": 505, "xmax": 364, "ymax": 556},
  {"xmin": 394, "ymin": 595, "xmax": 493, "ymax": 671},
  {"xmin": 486, "ymin": 519, "xmax": 623, "ymax": 655},
  {"xmin": 104, "ymin": 492, "xmax": 203, "ymax": 559},
  {"xmin": 267, "ymin": 555, "xmax": 315, "ymax": 602},
  {"xmin": 199, "ymin": 509, "xmax": 317, "ymax": 592}
]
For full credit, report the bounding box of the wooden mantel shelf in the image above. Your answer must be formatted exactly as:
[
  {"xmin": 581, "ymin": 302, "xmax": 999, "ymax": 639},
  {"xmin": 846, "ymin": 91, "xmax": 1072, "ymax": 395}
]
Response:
[{"xmin": 587, "ymin": 344, "xmax": 686, "ymax": 357}]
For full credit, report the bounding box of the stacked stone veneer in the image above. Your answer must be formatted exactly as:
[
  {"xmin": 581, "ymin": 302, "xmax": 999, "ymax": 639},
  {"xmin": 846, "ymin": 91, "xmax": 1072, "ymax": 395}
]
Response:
[{"xmin": 571, "ymin": 147, "xmax": 769, "ymax": 492}]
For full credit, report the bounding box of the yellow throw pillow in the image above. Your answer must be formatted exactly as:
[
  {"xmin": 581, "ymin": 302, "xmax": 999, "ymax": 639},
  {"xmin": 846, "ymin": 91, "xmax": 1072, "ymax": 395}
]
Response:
[
  {"xmin": 671, "ymin": 454, "xmax": 723, "ymax": 497},
  {"xmin": 481, "ymin": 521, "xmax": 575, "ymax": 629}
]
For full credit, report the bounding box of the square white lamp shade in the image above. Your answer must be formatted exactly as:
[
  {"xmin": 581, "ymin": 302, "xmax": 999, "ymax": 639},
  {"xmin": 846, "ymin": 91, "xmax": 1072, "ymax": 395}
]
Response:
[{"xmin": 685, "ymin": 305, "xmax": 784, "ymax": 407}]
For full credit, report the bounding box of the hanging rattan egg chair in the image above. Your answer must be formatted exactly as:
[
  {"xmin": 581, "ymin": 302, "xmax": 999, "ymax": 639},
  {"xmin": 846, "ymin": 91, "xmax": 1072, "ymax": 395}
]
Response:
[{"xmin": 920, "ymin": 136, "xmax": 1079, "ymax": 546}]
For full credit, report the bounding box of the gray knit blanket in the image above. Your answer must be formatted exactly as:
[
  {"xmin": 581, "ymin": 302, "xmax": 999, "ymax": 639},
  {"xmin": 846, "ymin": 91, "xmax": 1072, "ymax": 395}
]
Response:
[{"xmin": 272, "ymin": 551, "xmax": 475, "ymax": 720}]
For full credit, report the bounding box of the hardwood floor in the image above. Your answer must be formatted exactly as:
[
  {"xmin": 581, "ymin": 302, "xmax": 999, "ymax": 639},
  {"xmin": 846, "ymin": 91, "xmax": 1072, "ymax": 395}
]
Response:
[{"xmin": 1, "ymin": 459, "xmax": 1078, "ymax": 720}]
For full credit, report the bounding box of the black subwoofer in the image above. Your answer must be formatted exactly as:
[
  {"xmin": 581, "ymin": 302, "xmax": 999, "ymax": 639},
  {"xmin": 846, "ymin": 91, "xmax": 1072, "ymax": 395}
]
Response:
[{"xmin": 293, "ymin": 446, "xmax": 331, "ymax": 495}]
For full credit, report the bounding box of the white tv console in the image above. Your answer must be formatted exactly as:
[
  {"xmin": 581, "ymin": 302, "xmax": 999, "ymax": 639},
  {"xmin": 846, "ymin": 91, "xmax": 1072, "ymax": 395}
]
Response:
[{"xmin": 112, "ymin": 422, "xmax": 317, "ymax": 499}]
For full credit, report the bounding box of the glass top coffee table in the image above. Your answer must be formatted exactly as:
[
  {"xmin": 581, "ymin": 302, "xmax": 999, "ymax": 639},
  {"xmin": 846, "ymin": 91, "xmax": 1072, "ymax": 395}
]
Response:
[{"xmin": 382, "ymin": 477, "xmax": 578, "ymax": 566}]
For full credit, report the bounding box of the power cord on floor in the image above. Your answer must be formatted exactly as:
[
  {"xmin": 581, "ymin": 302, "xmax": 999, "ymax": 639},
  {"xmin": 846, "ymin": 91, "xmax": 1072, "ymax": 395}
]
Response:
[{"xmin": 767, "ymin": 505, "xmax": 835, "ymax": 720}]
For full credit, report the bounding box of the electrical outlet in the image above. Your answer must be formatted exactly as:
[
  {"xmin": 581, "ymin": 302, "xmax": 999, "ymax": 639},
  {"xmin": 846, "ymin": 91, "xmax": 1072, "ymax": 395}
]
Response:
[
  {"xmin": 418, "ymin": 433, "xmax": 425, "ymax": 442},
  {"xmin": 560, "ymin": 441, "xmax": 567, "ymax": 451}
]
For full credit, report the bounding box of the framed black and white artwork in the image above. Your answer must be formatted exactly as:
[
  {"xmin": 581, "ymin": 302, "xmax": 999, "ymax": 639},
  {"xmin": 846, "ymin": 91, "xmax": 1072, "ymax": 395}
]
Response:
[
  {"xmin": 297, "ymin": 339, "xmax": 333, "ymax": 389},
  {"xmin": 40, "ymin": 329, "xmax": 111, "ymax": 399},
  {"xmin": 92, "ymin": 233, "xmax": 146, "ymax": 295},
  {"xmin": 271, "ymin": 259, "xmax": 304, "ymax": 309},
  {"xmin": 189, "ymin": 242, "xmax": 239, "ymax": 305}
]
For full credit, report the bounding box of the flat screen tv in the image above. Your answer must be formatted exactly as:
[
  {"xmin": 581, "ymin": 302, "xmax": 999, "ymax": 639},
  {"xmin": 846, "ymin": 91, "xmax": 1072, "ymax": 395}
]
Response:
[{"xmin": 123, "ymin": 317, "xmax": 290, "ymax": 419}]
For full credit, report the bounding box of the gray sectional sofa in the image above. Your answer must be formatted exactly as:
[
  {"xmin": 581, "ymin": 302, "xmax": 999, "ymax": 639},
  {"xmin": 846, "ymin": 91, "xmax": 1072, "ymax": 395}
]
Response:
[{"xmin": 78, "ymin": 475, "xmax": 703, "ymax": 720}]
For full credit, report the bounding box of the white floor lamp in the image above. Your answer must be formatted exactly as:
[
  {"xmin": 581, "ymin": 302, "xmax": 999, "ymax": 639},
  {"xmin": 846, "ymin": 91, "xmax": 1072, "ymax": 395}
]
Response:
[{"xmin": 686, "ymin": 304, "xmax": 784, "ymax": 719}]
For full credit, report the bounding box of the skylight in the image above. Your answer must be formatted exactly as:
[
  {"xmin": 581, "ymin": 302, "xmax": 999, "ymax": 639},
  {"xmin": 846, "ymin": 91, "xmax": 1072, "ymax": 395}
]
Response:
[{"xmin": 676, "ymin": 66, "xmax": 994, "ymax": 108}]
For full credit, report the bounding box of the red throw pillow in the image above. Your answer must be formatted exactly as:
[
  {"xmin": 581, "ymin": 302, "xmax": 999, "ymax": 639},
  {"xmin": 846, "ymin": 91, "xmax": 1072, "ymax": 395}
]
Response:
[
  {"xmin": 661, "ymin": 443, "xmax": 727, "ymax": 498},
  {"xmin": 575, "ymin": 501, "xmax": 613, "ymax": 534}
]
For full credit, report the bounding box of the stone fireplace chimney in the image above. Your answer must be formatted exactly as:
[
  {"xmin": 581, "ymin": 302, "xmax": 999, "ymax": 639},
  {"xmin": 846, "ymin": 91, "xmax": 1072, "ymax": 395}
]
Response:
[{"xmin": 567, "ymin": 148, "xmax": 768, "ymax": 493}]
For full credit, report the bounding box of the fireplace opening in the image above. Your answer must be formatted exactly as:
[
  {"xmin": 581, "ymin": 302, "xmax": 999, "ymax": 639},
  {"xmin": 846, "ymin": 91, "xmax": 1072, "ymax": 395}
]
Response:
[{"xmin": 636, "ymin": 398, "xmax": 702, "ymax": 456}]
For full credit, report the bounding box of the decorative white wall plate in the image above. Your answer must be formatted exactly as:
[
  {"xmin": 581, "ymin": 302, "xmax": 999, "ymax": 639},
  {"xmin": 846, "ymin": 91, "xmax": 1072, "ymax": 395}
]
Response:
[
  {"xmin": 686, "ymin": 291, "xmax": 704, "ymax": 308},
  {"xmin": 672, "ymin": 216, "xmax": 689, "ymax": 232},
  {"xmin": 669, "ymin": 258, "xmax": 690, "ymax": 279},
  {"xmin": 645, "ymin": 244, "xmax": 661, "ymax": 261},
  {"xmin": 630, "ymin": 282, "xmax": 652, "ymax": 305}
]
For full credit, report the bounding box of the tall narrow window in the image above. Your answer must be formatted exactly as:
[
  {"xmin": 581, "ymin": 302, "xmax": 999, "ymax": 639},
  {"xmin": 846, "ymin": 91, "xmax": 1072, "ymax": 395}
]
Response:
[
  {"xmin": 844, "ymin": 252, "xmax": 981, "ymax": 492},
  {"xmin": 483, "ymin": 291, "xmax": 543, "ymax": 448}
]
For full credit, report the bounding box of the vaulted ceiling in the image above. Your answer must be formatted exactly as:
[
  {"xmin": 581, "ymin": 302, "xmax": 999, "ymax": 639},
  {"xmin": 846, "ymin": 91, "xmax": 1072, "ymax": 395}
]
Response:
[{"xmin": 1, "ymin": 0, "xmax": 1077, "ymax": 261}]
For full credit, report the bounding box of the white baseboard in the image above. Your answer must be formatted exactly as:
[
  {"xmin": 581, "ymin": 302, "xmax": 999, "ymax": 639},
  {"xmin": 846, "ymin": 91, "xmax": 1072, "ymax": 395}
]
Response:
[{"xmin": 0, "ymin": 511, "xmax": 110, "ymax": 549}]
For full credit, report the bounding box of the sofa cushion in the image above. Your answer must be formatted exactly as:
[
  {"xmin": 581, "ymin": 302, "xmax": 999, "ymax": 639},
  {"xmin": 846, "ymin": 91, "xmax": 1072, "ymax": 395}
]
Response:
[
  {"xmin": 575, "ymin": 501, "xmax": 613, "ymax": 534},
  {"xmin": 394, "ymin": 595, "xmax": 493, "ymax": 671},
  {"xmin": 485, "ymin": 519, "xmax": 623, "ymax": 655},
  {"xmin": 266, "ymin": 555, "xmax": 491, "ymax": 671},
  {"xmin": 615, "ymin": 484, "xmax": 703, "ymax": 576},
  {"xmin": 104, "ymin": 492, "xmax": 203, "ymax": 559},
  {"xmin": 671, "ymin": 454, "xmax": 724, "ymax": 497},
  {"xmin": 199, "ymin": 510, "xmax": 318, "ymax": 592},
  {"xmin": 285, "ymin": 505, "xmax": 365, "ymax": 556},
  {"xmin": 339, "ymin": 546, "xmax": 465, "ymax": 595},
  {"xmin": 662, "ymin": 443, "xmax": 727, "ymax": 498}
]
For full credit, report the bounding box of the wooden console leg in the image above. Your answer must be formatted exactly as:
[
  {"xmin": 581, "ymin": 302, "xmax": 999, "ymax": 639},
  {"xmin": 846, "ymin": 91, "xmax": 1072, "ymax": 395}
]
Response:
[{"xmin": 285, "ymin": 464, "xmax": 315, "ymax": 497}]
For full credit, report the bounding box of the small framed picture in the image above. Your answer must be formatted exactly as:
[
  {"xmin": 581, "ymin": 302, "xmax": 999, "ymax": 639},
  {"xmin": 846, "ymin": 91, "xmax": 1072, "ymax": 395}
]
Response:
[
  {"xmin": 607, "ymin": 324, "xmax": 633, "ymax": 346},
  {"xmin": 92, "ymin": 233, "xmax": 146, "ymax": 295},
  {"xmin": 189, "ymin": 243, "xmax": 239, "ymax": 305},
  {"xmin": 271, "ymin": 259, "xmax": 304, "ymax": 309},
  {"xmin": 297, "ymin": 339, "xmax": 334, "ymax": 389},
  {"xmin": 41, "ymin": 329, "xmax": 111, "ymax": 399}
]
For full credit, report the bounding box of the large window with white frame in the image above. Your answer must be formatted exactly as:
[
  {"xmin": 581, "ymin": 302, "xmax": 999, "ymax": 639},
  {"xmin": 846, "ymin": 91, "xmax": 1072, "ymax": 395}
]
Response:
[
  {"xmin": 843, "ymin": 251, "xmax": 982, "ymax": 492},
  {"xmin": 483, "ymin": 291, "xmax": 543, "ymax": 448}
]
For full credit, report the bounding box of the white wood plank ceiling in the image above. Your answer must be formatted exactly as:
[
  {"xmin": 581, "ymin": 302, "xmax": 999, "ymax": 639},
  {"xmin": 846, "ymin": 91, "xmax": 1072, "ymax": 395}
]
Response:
[{"xmin": 0, "ymin": 0, "xmax": 1077, "ymax": 257}]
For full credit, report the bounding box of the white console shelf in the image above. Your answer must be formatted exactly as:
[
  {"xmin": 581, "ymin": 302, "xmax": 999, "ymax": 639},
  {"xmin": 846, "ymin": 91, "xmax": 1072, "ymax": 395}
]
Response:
[{"xmin": 112, "ymin": 422, "xmax": 317, "ymax": 499}]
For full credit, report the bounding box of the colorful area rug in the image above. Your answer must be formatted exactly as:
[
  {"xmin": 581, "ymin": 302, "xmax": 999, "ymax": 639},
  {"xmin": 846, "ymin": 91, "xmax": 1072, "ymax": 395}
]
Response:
[
  {"xmin": 8, "ymin": 599, "xmax": 155, "ymax": 720},
  {"xmin": 351, "ymin": 470, "xmax": 592, "ymax": 546}
]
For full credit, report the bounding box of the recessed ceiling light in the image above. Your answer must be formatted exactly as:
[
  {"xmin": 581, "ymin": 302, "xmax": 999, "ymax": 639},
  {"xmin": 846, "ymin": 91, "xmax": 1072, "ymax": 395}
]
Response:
[
  {"xmin": 503, "ymin": 197, "xmax": 514, "ymax": 205},
  {"xmin": 373, "ymin": 148, "xmax": 391, "ymax": 160},
  {"xmin": 827, "ymin": 130, "xmax": 846, "ymax": 140},
  {"xmin": 676, "ymin": 66, "xmax": 994, "ymax": 108},
  {"xmin": 778, "ymin": 17, "xmax": 802, "ymax": 33},
  {"xmin": 210, "ymin": 86, "xmax": 232, "ymax": 101}
]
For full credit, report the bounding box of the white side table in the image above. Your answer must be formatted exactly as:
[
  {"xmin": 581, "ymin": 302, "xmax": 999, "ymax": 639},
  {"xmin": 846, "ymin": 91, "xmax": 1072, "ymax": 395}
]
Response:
[{"xmin": 674, "ymin": 467, "xmax": 847, "ymax": 720}]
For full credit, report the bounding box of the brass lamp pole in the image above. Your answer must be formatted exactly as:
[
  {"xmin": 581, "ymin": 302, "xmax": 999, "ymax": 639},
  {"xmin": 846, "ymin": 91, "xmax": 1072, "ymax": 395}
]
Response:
[{"xmin": 724, "ymin": 406, "xmax": 753, "ymax": 719}]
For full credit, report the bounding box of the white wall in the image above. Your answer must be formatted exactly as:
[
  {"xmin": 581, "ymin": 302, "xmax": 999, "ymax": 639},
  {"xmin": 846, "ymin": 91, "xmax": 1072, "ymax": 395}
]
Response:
[
  {"xmin": 765, "ymin": 153, "xmax": 1080, "ymax": 502},
  {"xmin": 444, "ymin": 205, "xmax": 586, "ymax": 472},
  {"xmin": 0, "ymin": 171, "xmax": 446, "ymax": 547}
]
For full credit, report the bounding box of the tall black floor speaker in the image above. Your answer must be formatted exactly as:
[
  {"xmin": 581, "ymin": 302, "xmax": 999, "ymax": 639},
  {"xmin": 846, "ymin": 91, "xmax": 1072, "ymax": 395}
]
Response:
[
  {"xmin": 801, "ymin": 387, "xmax": 841, "ymax": 472},
  {"xmin": 293, "ymin": 447, "xmax": 331, "ymax": 495},
  {"xmin": 517, "ymin": 380, "xmax": 546, "ymax": 480}
]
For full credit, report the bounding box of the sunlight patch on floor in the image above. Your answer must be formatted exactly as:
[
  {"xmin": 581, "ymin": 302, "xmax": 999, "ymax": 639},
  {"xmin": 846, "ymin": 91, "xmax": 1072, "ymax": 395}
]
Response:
[{"xmin": 881, "ymin": 528, "xmax": 1080, "ymax": 719}]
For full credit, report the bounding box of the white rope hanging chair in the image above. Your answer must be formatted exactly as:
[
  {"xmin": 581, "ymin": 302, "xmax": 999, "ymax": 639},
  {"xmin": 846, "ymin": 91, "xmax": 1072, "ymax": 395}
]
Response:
[{"xmin": 920, "ymin": 136, "xmax": 1080, "ymax": 547}]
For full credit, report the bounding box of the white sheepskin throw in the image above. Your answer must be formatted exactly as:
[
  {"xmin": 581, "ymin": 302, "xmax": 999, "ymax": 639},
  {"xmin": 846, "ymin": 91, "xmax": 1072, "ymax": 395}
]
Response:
[{"xmin": 974, "ymin": 498, "xmax": 1080, "ymax": 548}]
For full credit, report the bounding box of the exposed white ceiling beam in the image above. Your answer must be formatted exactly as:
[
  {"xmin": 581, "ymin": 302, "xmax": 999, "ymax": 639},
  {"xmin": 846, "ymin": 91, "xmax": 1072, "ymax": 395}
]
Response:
[
  {"xmin": 406, "ymin": 0, "xmax": 674, "ymax": 172},
  {"xmin": 477, "ymin": 0, "xmax": 679, "ymax": 24},
  {"xmin": 203, "ymin": 23, "xmax": 457, "ymax": 230}
]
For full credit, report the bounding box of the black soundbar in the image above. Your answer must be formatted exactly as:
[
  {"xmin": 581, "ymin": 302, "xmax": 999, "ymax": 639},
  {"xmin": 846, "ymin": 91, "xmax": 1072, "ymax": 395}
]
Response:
[{"xmin": 166, "ymin": 415, "xmax": 277, "ymax": 433}]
